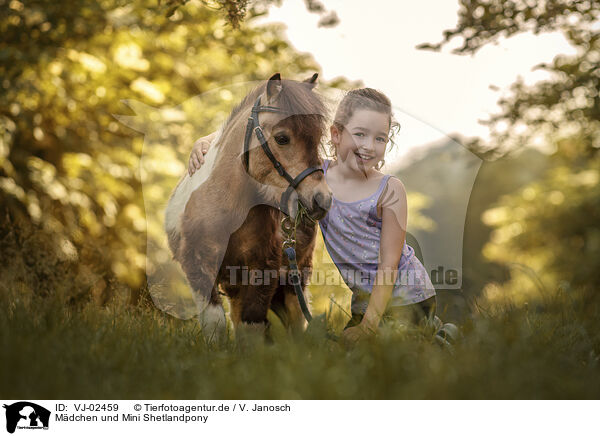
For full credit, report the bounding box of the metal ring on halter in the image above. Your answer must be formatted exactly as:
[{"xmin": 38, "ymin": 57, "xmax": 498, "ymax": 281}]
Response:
[
  {"xmin": 281, "ymin": 216, "xmax": 295, "ymax": 249},
  {"xmin": 282, "ymin": 240, "xmax": 295, "ymax": 250},
  {"xmin": 281, "ymin": 215, "xmax": 294, "ymax": 235}
]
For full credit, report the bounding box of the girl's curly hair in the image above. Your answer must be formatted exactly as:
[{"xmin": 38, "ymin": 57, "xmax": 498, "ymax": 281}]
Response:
[{"xmin": 327, "ymin": 88, "xmax": 401, "ymax": 170}]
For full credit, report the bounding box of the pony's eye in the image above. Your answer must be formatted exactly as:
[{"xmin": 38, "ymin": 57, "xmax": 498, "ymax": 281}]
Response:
[{"xmin": 274, "ymin": 134, "xmax": 290, "ymax": 145}]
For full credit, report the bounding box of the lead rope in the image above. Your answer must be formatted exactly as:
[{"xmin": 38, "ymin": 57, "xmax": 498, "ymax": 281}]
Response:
[
  {"xmin": 281, "ymin": 210, "xmax": 340, "ymax": 342},
  {"xmin": 281, "ymin": 215, "xmax": 313, "ymax": 323}
]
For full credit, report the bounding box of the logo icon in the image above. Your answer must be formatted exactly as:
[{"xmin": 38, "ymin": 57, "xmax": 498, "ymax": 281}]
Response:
[{"xmin": 3, "ymin": 402, "xmax": 50, "ymax": 434}]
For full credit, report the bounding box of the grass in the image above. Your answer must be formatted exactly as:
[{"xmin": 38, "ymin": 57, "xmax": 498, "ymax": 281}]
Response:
[{"xmin": 1, "ymin": 284, "xmax": 599, "ymax": 399}]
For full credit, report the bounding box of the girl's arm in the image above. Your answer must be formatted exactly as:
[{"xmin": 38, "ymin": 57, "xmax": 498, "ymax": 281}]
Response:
[
  {"xmin": 360, "ymin": 177, "xmax": 408, "ymax": 332},
  {"xmin": 188, "ymin": 131, "xmax": 218, "ymax": 176}
]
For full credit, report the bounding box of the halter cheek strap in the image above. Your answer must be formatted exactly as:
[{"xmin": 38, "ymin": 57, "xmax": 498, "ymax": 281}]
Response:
[
  {"xmin": 243, "ymin": 97, "xmax": 281, "ymax": 172},
  {"xmin": 243, "ymin": 96, "xmax": 323, "ymax": 216}
]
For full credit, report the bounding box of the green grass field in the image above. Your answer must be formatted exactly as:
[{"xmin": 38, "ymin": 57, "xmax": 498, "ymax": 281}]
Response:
[{"xmin": 1, "ymin": 285, "xmax": 599, "ymax": 399}]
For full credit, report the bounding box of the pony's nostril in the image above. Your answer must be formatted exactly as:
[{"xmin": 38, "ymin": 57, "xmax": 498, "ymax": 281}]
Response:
[
  {"xmin": 313, "ymin": 193, "xmax": 322, "ymax": 211},
  {"xmin": 312, "ymin": 192, "xmax": 332, "ymax": 214},
  {"xmin": 313, "ymin": 192, "xmax": 323, "ymax": 208},
  {"xmin": 313, "ymin": 192, "xmax": 331, "ymax": 210}
]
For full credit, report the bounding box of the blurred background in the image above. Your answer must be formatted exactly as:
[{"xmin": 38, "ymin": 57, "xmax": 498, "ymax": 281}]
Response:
[{"xmin": 1, "ymin": 0, "xmax": 599, "ymax": 398}]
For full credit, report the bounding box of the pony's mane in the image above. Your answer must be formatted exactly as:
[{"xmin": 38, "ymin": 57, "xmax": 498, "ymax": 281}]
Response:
[
  {"xmin": 225, "ymin": 84, "xmax": 265, "ymax": 127},
  {"xmin": 224, "ymin": 79, "xmax": 329, "ymax": 148}
]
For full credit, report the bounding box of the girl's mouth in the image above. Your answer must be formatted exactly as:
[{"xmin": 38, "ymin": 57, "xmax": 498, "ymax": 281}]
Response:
[{"xmin": 354, "ymin": 151, "xmax": 375, "ymax": 162}]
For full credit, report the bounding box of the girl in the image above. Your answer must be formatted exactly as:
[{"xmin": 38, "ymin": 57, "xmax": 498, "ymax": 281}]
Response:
[
  {"xmin": 189, "ymin": 88, "xmax": 444, "ymax": 344},
  {"xmin": 317, "ymin": 88, "xmax": 438, "ymax": 343}
]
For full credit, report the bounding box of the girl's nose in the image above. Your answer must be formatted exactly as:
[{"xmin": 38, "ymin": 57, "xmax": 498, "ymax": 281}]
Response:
[{"xmin": 362, "ymin": 137, "xmax": 376, "ymax": 151}]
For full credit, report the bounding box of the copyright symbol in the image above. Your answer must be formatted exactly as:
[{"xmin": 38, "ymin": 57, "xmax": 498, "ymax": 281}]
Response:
[{"xmin": 134, "ymin": 404, "xmax": 142, "ymax": 411}]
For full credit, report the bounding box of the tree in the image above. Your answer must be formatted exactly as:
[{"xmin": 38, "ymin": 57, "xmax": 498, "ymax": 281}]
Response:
[
  {"xmin": 0, "ymin": 0, "xmax": 345, "ymax": 304},
  {"xmin": 418, "ymin": 0, "xmax": 600, "ymax": 302},
  {"xmin": 160, "ymin": 0, "xmax": 339, "ymax": 28},
  {"xmin": 418, "ymin": 0, "xmax": 599, "ymax": 157}
]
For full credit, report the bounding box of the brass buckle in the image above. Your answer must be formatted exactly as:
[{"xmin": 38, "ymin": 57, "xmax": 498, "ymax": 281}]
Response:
[{"xmin": 281, "ymin": 216, "xmax": 295, "ymax": 249}]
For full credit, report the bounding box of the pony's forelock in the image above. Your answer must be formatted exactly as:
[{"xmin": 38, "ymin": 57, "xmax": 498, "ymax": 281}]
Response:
[{"xmin": 224, "ymin": 78, "xmax": 328, "ymax": 149}]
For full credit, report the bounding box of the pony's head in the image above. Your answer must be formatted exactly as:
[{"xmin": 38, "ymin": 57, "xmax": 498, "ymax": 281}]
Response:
[{"xmin": 238, "ymin": 73, "xmax": 332, "ymax": 219}]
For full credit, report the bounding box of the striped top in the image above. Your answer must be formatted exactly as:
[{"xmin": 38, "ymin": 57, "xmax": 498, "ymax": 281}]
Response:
[{"xmin": 318, "ymin": 159, "xmax": 436, "ymax": 314}]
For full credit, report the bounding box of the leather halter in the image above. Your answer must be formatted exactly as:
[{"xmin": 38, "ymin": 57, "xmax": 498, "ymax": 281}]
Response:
[{"xmin": 243, "ymin": 95, "xmax": 323, "ymax": 216}]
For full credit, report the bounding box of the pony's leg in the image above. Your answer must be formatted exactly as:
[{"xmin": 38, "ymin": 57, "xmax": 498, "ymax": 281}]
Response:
[
  {"xmin": 228, "ymin": 292, "xmax": 269, "ymax": 342},
  {"xmin": 283, "ymin": 288, "xmax": 310, "ymax": 334},
  {"xmin": 270, "ymin": 285, "xmax": 309, "ymax": 335},
  {"xmin": 229, "ymin": 294, "xmax": 267, "ymax": 346},
  {"xmin": 228, "ymin": 294, "xmax": 243, "ymax": 328},
  {"xmin": 197, "ymin": 285, "xmax": 228, "ymax": 343},
  {"xmin": 221, "ymin": 287, "xmax": 271, "ymax": 338},
  {"xmin": 237, "ymin": 285, "xmax": 276, "ymax": 334},
  {"xmin": 178, "ymin": 234, "xmax": 229, "ymax": 342}
]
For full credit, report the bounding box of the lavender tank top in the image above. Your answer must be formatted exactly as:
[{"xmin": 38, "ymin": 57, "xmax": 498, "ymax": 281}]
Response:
[{"xmin": 318, "ymin": 159, "xmax": 436, "ymax": 314}]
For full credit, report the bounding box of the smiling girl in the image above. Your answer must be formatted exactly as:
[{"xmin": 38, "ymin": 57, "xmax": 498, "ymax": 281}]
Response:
[{"xmin": 317, "ymin": 88, "xmax": 438, "ymax": 342}]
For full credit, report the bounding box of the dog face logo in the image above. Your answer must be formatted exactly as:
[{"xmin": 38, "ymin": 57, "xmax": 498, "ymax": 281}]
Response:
[{"xmin": 3, "ymin": 402, "xmax": 50, "ymax": 434}]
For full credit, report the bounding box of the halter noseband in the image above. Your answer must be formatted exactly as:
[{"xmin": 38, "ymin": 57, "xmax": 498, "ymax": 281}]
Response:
[{"xmin": 243, "ymin": 95, "xmax": 323, "ymax": 216}]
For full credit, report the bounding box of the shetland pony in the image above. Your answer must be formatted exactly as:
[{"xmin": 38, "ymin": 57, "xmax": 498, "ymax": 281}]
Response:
[{"xmin": 165, "ymin": 73, "xmax": 331, "ymax": 338}]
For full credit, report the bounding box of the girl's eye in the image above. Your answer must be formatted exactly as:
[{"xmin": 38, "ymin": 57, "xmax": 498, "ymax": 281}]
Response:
[
  {"xmin": 274, "ymin": 134, "xmax": 290, "ymax": 145},
  {"xmin": 376, "ymin": 137, "xmax": 387, "ymax": 143},
  {"xmin": 353, "ymin": 132, "xmax": 365, "ymax": 137}
]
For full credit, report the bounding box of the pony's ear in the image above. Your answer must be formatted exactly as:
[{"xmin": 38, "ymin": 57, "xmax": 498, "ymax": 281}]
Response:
[
  {"xmin": 266, "ymin": 73, "xmax": 282, "ymax": 104},
  {"xmin": 304, "ymin": 73, "xmax": 318, "ymax": 89}
]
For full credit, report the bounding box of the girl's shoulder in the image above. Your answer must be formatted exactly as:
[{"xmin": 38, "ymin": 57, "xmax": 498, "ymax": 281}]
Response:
[
  {"xmin": 378, "ymin": 173, "xmax": 405, "ymax": 194},
  {"xmin": 377, "ymin": 174, "xmax": 407, "ymax": 210}
]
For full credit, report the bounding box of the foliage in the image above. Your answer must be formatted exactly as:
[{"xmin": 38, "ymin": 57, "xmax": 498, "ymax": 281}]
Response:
[
  {"xmin": 158, "ymin": 0, "xmax": 339, "ymax": 28},
  {"xmin": 419, "ymin": 0, "xmax": 600, "ymax": 157},
  {"xmin": 419, "ymin": 0, "xmax": 600, "ymax": 301},
  {"xmin": 0, "ymin": 0, "xmax": 335, "ymax": 302},
  {"xmin": 481, "ymin": 148, "xmax": 599, "ymax": 303},
  {"xmin": 472, "ymin": 26, "xmax": 600, "ymax": 157},
  {"xmin": 461, "ymin": 147, "xmax": 552, "ymax": 298},
  {"xmin": 417, "ymin": 0, "xmax": 599, "ymax": 55}
]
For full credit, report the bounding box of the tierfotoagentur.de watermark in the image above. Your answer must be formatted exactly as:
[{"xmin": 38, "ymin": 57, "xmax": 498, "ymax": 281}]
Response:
[{"xmin": 225, "ymin": 265, "xmax": 457, "ymax": 288}]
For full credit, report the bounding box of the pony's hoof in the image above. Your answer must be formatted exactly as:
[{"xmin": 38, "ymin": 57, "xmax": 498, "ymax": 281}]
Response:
[
  {"xmin": 436, "ymin": 322, "xmax": 460, "ymax": 344},
  {"xmin": 198, "ymin": 304, "xmax": 228, "ymax": 344},
  {"xmin": 434, "ymin": 334, "xmax": 455, "ymax": 353}
]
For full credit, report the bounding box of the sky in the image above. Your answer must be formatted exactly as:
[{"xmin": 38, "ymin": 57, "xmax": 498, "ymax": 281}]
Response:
[{"xmin": 255, "ymin": 0, "xmax": 576, "ymax": 168}]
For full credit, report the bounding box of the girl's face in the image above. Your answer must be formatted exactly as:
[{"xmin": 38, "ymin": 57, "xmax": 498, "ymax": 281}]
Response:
[{"xmin": 331, "ymin": 109, "xmax": 390, "ymax": 173}]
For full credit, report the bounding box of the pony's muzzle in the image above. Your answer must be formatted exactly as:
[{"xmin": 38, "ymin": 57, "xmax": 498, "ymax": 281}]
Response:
[{"xmin": 309, "ymin": 191, "xmax": 332, "ymax": 220}]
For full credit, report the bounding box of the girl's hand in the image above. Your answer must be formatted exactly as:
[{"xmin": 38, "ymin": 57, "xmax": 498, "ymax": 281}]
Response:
[
  {"xmin": 188, "ymin": 136, "xmax": 211, "ymax": 176},
  {"xmin": 342, "ymin": 323, "xmax": 373, "ymax": 345}
]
